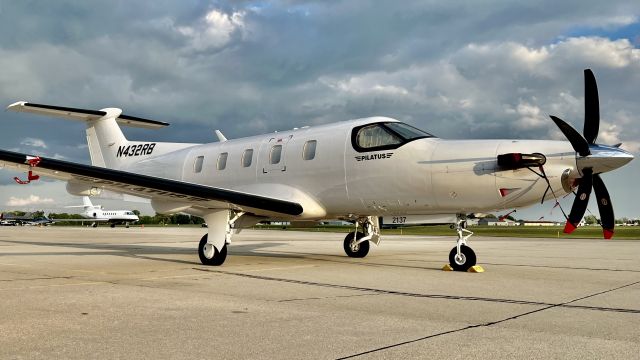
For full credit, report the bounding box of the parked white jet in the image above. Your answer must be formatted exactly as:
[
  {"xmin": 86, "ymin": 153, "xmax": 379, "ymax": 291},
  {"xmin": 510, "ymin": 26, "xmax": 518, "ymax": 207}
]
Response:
[
  {"xmin": 0, "ymin": 69, "xmax": 633, "ymax": 270},
  {"xmin": 68, "ymin": 196, "xmax": 139, "ymax": 228}
]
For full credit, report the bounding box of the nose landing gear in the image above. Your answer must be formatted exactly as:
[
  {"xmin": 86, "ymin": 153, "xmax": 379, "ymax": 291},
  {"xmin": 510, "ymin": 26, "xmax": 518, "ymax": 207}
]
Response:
[{"xmin": 448, "ymin": 217, "xmax": 477, "ymax": 271}]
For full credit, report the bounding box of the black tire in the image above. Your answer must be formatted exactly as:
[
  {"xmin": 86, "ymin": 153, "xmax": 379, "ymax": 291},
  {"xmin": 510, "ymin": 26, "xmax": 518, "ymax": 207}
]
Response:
[
  {"xmin": 448, "ymin": 245, "xmax": 477, "ymax": 271},
  {"xmin": 343, "ymin": 232, "xmax": 370, "ymax": 258},
  {"xmin": 110, "ymin": 223, "xmax": 116, "ymax": 228},
  {"xmin": 198, "ymin": 234, "xmax": 227, "ymax": 266}
]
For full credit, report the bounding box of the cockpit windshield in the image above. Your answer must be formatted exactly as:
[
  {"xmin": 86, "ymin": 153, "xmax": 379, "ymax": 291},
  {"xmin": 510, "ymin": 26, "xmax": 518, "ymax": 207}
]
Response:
[{"xmin": 385, "ymin": 122, "xmax": 434, "ymax": 140}]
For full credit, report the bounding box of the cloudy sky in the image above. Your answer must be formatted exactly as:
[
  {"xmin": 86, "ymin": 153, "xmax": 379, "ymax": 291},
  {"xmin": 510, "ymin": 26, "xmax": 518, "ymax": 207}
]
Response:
[{"xmin": 0, "ymin": 0, "xmax": 639, "ymax": 221}]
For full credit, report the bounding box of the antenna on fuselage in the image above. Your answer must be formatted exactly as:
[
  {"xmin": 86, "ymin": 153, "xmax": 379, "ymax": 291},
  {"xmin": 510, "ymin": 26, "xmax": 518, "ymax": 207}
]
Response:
[{"xmin": 214, "ymin": 130, "xmax": 227, "ymax": 142}]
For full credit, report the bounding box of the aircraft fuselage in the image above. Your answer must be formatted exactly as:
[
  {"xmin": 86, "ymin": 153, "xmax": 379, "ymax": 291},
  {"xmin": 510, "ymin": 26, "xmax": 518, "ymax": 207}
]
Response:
[{"xmin": 124, "ymin": 117, "xmax": 577, "ymax": 219}]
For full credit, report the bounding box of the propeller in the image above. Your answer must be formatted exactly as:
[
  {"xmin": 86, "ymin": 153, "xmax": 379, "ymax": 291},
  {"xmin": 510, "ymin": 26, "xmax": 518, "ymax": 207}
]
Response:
[{"xmin": 550, "ymin": 69, "xmax": 622, "ymax": 239}]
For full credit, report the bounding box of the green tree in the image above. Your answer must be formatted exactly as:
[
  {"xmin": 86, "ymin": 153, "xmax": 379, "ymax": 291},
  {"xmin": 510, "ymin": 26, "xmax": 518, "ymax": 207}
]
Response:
[{"xmin": 584, "ymin": 215, "xmax": 598, "ymax": 225}]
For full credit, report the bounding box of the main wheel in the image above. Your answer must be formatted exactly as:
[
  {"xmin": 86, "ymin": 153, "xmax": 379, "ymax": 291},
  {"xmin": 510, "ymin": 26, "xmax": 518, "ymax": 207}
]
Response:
[
  {"xmin": 110, "ymin": 223, "xmax": 116, "ymax": 228},
  {"xmin": 198, "ymin": 234, "xmax": 228, "ymax": 266},
  {"xmin": 343, "ymin": 232, "xmax": 370, "ymax": 258},
  {"xmin": 448, "ymin": 245, "xmax": 476, "ymax": 271}
]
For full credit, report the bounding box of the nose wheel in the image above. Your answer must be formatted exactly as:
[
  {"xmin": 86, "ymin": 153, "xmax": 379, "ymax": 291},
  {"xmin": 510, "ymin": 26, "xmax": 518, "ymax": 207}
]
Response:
[
  {"xmin": 448, "ymin": 217, "xmax": 477, "ymax": 271},
  {"xmin": 448, "ymin": 244, "xmax": 476, "ymax": 271}
]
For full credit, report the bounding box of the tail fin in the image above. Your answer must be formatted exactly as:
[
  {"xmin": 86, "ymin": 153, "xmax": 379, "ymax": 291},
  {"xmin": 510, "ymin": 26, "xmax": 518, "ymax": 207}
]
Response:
[
  {"xmin": 7, "ymin": 102, "xmax": 199, "ymax": 169},
  {"xmin": 82, "ymin": 196, "xmax": 94, "ymax": 209}
]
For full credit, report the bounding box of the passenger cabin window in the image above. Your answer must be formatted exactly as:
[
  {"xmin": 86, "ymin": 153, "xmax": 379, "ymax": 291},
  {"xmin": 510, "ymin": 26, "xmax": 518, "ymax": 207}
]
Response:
[
  {"xmin": 356, "ymin": 124, "xmax": 401, "ymax": 149},
  {"xmin": 193, "ymin": 156, "xmax": 204, "ymax": 173},
  {"xmin": 217, "ymin": 153, "xmax": 228, "ymax": 170},
  {"xmin": 242, "ymin": 149, "xmax": 253, "ymax": 167},
  {"xmin": 270, "ymin": 145, "xmax": 282, "ymax": 164},
  {"xmin": 303, "ymin": 140, "xmax": 317, "ymax": 160}
]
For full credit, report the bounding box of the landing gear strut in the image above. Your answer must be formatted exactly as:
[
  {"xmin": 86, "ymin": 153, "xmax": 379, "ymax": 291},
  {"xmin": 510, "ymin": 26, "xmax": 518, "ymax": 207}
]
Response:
[
  {"xmin": 449, "ymin": 216, "xmax": 477, "ymax": 271},
  {"xmin": 343, "ymin": 216, "xmax": 380, "ymax": 258}
]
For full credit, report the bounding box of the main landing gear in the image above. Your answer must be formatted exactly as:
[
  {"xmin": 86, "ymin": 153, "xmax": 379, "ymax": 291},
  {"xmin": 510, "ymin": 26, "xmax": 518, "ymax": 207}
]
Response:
[
  {"xmin": 448, "ymin": 216, "xmax": 477, "ymax": 271},
  {"xmin": 197, "ymin": 210, "xmax": 243, "ymax": 266},
  {"xmin": 198, "ymin": 234, "xmax": 227, "ymax": 266},
  {"xmin": 343, "ymin": 216, "xmax": 381, "ymax": 258}
]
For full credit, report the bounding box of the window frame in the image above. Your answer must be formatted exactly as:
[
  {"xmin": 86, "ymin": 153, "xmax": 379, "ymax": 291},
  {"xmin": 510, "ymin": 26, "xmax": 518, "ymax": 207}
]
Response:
[
  {"xmin": 242, "ymin": 149, "xmax": 253, "ymax": 168},
  {"xmin": 217, "ymin": 152, "xmax": 228, "ymax": 170},
  {"xmin": 302, "ymin": 140, "xmax": 317, "ymax": 161},
  {"xmin": 270, "ymin": 145, "xmax": 283, "ymax": 165},
  {"xmin": 193, "ymin": 155, "xmax": 204, "ymax": 173}
]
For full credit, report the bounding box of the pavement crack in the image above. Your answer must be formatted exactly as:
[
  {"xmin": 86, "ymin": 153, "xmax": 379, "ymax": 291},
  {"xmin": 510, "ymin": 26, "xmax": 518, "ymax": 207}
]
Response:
[
  {"xmin": 0, "ymin": 276, "xmax": 73, "ymax": 282},
  {"xmin": 277, "ymin": 293, "xmax": 380, "ymax": 303},
  {"xmin": 482, "ymin": 262, "xmax": 640, "ymax": 273},
  {"xmin": 194, "ymin": 268, "xmax": 640, "ymax": 314},
  {"xmin": 334, "ymin": 279, "xmax": 640, "ymax": 359}
]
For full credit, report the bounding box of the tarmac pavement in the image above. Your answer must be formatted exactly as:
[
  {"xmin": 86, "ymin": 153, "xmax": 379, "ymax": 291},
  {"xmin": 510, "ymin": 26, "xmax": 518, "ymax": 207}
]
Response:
[{"xmin": 0, "ymin": 227, "xmax": 638, "ymax": 359}]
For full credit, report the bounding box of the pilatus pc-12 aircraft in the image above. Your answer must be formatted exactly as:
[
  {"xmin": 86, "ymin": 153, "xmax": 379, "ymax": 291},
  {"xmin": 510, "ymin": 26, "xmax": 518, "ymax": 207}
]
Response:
[{"xmin": 0, "ymin": 69, "xmax": 633, "ymax": 271}]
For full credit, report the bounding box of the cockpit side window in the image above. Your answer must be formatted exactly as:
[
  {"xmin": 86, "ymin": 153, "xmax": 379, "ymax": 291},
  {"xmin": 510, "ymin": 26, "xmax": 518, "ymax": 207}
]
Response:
[
  {"xmin": 351, "ymin": 121, "xmax": 434, "ymax": 153},
  {"xmin": 356, "ymin": 124, "xmax": 401, "ymax": 149}
]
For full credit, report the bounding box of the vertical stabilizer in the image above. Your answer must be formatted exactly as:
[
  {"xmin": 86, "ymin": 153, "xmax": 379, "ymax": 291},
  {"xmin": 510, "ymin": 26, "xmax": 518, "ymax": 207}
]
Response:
[
  {"xmin": 85, "ymin": 108, "xmax": 128, "ymax": 168},
  {"xmin": 82, "ymin": 196, "xmax": 94, "ymax": 209}
]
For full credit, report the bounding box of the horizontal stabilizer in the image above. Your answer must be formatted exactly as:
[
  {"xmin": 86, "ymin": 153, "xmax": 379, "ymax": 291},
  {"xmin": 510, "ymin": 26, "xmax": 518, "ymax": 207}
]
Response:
[{"xmin": 7, "ymin": 102, "xmax": 169, "ymax": 129}]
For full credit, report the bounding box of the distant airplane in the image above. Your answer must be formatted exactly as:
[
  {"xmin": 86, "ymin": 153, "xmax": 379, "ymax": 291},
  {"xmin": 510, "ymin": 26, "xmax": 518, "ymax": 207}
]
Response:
[
  {"xmin": 67, "ymin": 196, "xmax": 139, "ymax": 228},
  {"xmin": 0, "ymin": 212, "xmax": 53, "ymax": 226},
  {"xmin": 0, "ymin": 69, "xmax": 633, "ymax": 270}
]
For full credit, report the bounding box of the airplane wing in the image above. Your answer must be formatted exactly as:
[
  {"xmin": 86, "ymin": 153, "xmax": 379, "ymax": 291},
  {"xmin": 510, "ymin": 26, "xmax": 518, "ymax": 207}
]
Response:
[{"xmin": 0, "ymin": 149, "xmax": 304, "ymax": 216}]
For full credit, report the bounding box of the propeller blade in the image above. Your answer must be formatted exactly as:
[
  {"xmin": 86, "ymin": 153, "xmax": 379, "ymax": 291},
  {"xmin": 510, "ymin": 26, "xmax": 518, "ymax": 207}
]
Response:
[
  {"xmin": 592, "ymin": 174, "xmax": 614, "ymax": 239},
  {"xmin": 564, "ymin": 168, "xmax": 593, "ymax": 234},
  {"xmin": 550, "ymin": 115, "xmax": 591, "ymax": 156},
  {"xmin": 583, "ymin": 69, "xmax": 600, "ymax": 144}
]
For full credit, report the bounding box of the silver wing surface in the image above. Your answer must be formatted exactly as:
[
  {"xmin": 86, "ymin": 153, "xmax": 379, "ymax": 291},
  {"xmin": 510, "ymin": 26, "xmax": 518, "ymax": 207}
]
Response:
[{"xmin": 0, "ymin": 149, "xmax": 303, "ymax": 216}]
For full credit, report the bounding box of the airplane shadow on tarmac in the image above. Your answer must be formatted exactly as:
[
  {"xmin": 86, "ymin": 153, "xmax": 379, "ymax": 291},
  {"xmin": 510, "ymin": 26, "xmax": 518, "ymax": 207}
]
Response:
[{"xmin": 0, "ymin": 238, "xmax": 444, "ymax": 271}]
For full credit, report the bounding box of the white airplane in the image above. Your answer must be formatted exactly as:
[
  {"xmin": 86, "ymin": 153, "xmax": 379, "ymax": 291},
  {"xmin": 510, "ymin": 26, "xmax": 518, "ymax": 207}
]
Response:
[
  {"xmin": 0, "ymin": 69, "xmax": 633, "ymax": 270},
  {"xmin": 67, "ymin": 196, "xmax": 139, "ymax": 228}
]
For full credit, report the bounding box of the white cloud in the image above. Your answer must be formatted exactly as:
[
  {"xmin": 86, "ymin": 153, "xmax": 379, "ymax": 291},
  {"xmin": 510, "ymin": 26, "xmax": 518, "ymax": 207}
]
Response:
[
  {"xmin": 178, "ymin": 9, "xmax": 246, "ymax": 51},
  {"xmin": 550, "ymin": 37, "xmax": 640, "ymax": 68},
  {"xmin": 511, "ymin": 101, "xmax": 547, "ymax": 129},
  {"xmin": 320, "ymin": 75, "xmax": 411, "ymax": 96},
  {"xmin": 582, "ymin": 15, "xmax": 638, "ymax": 29},
  {"xmin": 20, "ymin": 137, "xmax": 47, "ymax": 148},
  {"xmin": 6, "ymin": 195, "xmax": 54, "ymax": 206}
]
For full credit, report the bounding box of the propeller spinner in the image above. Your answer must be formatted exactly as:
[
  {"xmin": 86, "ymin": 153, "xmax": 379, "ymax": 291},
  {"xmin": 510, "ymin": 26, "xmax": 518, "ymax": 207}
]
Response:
[{"xmin": 550, "ymin": 69, "xmax": 633, "ymax": 239}]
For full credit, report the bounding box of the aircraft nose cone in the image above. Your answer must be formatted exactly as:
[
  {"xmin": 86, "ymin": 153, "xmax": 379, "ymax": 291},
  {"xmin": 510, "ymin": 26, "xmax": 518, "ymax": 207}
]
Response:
[{"xmin": 577, "ymin": 145, "xmax": 634, "ymax": 175}]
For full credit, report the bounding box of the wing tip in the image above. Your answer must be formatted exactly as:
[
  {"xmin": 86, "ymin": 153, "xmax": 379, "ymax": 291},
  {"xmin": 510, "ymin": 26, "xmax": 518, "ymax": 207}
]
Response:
[
  {"xmin": 6, "ymin": 101, "xmax": 27, "ymax": 111},
  {"xmin": 603, "ymin": 229, "xmax": 614, "ymax": 240}
]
